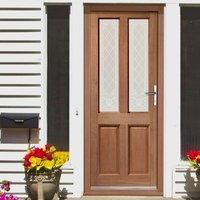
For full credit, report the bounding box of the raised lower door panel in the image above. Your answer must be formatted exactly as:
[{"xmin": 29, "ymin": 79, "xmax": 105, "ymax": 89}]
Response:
[
  {"xmin": 99, "ymin": 126, "xmax": 120, "ymax": 175},
  {"xmin": 129, "ymin": 126, "xmax": 149, "ymax": 175},
  {"xmin": 85, "ymin": 5, "xmax": 163, "ymax": 195}
]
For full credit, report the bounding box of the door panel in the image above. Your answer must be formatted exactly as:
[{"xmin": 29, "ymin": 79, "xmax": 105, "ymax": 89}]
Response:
[
  {"xmin": 85, "ymin": 5, "xmax": 164, "ymax": 196},
  {"xmin": 99, "ymin": 126, "xmax": 120, "ymax": 174},
  {"xmin": 129, "ymin": 126, "xmax": 149, "ymax": 174}
]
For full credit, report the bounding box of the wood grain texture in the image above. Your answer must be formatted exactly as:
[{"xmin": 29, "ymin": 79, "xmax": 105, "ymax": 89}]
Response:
[
  {"xmin": 129, "ymin": 126, "xmax": 149, "ymax": 175},
  {"xmin": 84, "ymin": 4, "xmax": 164, "ymax": 196},
  {"xmin": 99, "ymin": 126, "xmax": 119, "ymax": 174}
]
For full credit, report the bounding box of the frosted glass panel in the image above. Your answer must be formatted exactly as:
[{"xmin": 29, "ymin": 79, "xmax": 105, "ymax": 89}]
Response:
[
  {"xmin": 99, "ymin": 19, "xmax": 119, "ymax": 112},
  {"xmin": 129, "ymin": 19, "xmax": 148, "ymax": 112}
]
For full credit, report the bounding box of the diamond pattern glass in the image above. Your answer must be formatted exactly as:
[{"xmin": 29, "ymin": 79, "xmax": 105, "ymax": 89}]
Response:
[
  {"xmin": 99, "ymin": 19, "xmax": 119, "ymax": 112},
  {"xmin": 129, "ymin": 19, "xmax": 149, "ymax": 112}
]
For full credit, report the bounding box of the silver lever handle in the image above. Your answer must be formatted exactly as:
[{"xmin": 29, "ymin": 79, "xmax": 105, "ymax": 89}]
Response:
[
  {"xmin": 145, "ymin": 91, "xmax": 156, "ymax": 95},
  {"xmin": 145, "ymin": 85, "xmax": 157, "ymax": 106}
]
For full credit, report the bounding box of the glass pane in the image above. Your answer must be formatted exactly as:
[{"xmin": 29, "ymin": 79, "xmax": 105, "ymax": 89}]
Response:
[
  {"xmin": 99, "ymin": 19, "xmax": 119, "ymax": 112},
  {"xmin": 129, "ymin": 19, "xmax": 149, "ymax": 112}
]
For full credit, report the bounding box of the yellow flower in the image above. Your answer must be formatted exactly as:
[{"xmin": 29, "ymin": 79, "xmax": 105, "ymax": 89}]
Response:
[
  {"xmin": 54, "ymin": 151, "xmax": 69, "ymax": 161},
  {"xmin": 42, "ymin": 159, "xmax": 55, "ymax": 170},
  {"xmin": 54, "ymin": 159, "xmax": 64, "ymax": 168},
  {"xmin": 49, "ymin": 146, "xmax": 56, "ymax": 153},
  {"xmin": 29, "ymin": 156, "xmax": 41, "ymax": 168},
  {"xmin": 66, "ymin": 152, "xmax": 69, "ymax": 161},
  {"xmin": 53, "ymin": 151, "xmax": 69, "ymax": 169}
]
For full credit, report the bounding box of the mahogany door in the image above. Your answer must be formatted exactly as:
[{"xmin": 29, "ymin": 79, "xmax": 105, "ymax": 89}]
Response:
[{"xmin": 85, "ymin": 5, "xmax": 164, "ymax": 196}]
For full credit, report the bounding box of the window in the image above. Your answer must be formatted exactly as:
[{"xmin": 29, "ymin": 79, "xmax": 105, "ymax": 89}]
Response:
[
  {"xmin": 47, "ymin": 5, "xmax": 70, "ymax": 151},
  {"xmin": 181, "ymin": 7, "xmax": 200, "ymax": 158}
]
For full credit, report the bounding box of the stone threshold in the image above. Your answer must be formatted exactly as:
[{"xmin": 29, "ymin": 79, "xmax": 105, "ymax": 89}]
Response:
[
  {"xmin": 20, "ymin": 196, "xmax": 184, "ymax": 200},
  {"xmin": 68, "ymin": 197, "xmax": 183, "ymax": 200}
]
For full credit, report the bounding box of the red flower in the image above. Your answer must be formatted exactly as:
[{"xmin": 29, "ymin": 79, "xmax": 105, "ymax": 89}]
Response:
[
  {"xmin": 45, "ymin": 152, "xmax": 53, "ymax": 161},
  {"xmin": 187, "ymin": 150, "xmax": 200, "ymax": 161},
  {"xmin": 45, "ymin": 144, "xmax": 52, "ymax": 151},
  {"xmin": 196, "ymin": 155, "xmax": 200, "ymax": 163},
  {"xmin": 23, "ymin": 160, "xmax": 31, "ymax": 168},
  {"xmin": 24, "ymin": 152, "xmax": 32, "ymax": 161},
  {"xmin": 32, "ymin": 148, "xmax": 45, "ymax": 158}
]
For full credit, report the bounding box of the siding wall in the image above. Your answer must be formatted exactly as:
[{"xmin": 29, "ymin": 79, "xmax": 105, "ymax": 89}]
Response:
[
  {"xmin": 0, "ymin": 0, "xmax": 74, "ymax": 198},
  {"xmin": 173, "ymin": 167, "xmax": 200, "ymax": 199}
]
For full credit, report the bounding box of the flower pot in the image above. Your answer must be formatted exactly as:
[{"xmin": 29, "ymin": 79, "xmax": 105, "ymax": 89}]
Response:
[
  {"xmin": 187, "ymin": 192, "xmax": 200, "ymax": 200},
  {"xmin": 25, "ymin": 169, "xmax": 61, "ymax": 200},
  {"xmin": 185, "ymin": 170, "xmax": 200, "ymax": 200}
]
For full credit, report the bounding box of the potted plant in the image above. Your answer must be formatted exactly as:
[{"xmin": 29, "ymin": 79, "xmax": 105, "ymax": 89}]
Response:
[
  {"xmin": 23, "ymin": 144, "xmax": 69, "ymax": 200},
  {"xmin": 186, "ymin": 150, "xmax": 200, "ymax": 200}
]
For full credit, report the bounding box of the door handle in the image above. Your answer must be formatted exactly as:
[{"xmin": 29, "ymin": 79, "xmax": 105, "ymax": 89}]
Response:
[
  {"xmin": 145, "ymin": 85, "xmax": 157, "ymax": 106},
  {"xmin": 145, "ymin": 91, "xmax": 156, "ymax": 95}
]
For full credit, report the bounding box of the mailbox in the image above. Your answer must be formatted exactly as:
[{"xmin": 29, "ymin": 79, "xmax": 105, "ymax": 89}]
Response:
[{"xmin": 0, "ymin": 113, "xmax": 39, "ymax": 129}]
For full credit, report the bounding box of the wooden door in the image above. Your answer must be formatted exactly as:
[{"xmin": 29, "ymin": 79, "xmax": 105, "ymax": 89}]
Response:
[{"xmin": 85, "ymin": 5, "xmax": 164, "ymax": 196}]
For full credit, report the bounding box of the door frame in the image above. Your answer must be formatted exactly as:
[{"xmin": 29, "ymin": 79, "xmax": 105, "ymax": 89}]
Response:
[{"xmin": 84, "ymin": 4, "xmax": 164, "ymax": 196}]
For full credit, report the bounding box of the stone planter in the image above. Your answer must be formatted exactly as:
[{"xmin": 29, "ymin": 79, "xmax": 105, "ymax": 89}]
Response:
[
  {"xmin": 187, "ymin": 192, "xmax": 200, "ymax": 200},
  {"xmin": 185, "ymin": 169, "xmax": 200, "ymax": 200},
  {"xmin": 25, "ymin": 169, "xmax": 61, "ymax": 200}
]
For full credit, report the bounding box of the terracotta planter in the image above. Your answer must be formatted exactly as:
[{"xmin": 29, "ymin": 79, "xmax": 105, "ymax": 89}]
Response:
[{"xmin": 25, "ymin": 169, "xmax": 61, "ymax": 200}]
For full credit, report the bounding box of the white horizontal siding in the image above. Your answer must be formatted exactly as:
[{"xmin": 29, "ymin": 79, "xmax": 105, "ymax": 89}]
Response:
[
  {"xmin": 0, "ymin": 1, "xmax": 43, "ymax": 133},
  {"xmin": 0, "ymin": 75, "xmax": 41, "ymax": 84},
  {"xmin": 0, "ymin": 1, "xmax": 75, "ymax": 198},
  {"xmin": 0, "ymin": 87, "xmax": 41, "ymax": 95},
  {"xmin": 175, "ymin": 183, "xmax": 191, "ymax": 192},
  {"xmin": 0, "ymin": 98, "xmax": 41, "ymax": 107},
  {"xmin": 0, "ymin": 43, "xmax": 41, "ymax": 52},
  {"xmin": 0, "ymin": 163, "xmax": 25, "ymax": 171},
  {"xmin": 0, "ymin": 65, "xmax": 41, "ymax": 73},
  {"xmin": 0, "ymin": 144, "xmax": 38, "ymax": 150},
  {"xmin": 0, "ymin": 76, "xmax": 40, "ymax": 85},
  {"xmin": 0, "ymin": 1, "xmax": 41, "ymax": 8},
  {"xmin": 0, "ymin": 32, "xmax": 42, "ymax": 41},
  {"xmin": 173, "ymin": 167, "xmax": 199, "ymax": 198},
  {"xmin": 175, "ymin": 170, "xmax": 197, "ymax": 182},
  {"xmin": 0, "ymin": 151, "xmax": 32, "ymax": 161},
  {"xmin": 0, "ymin": 108, "xmax": 41, "ymax": 113},
  {"xmin": 0, "ymin": 54, "xmax": 41, "ymax": 63},
  {"xmin": 0, "ymin": 21, "xmax": 41, "ymax": 30},
  {"xmin": 0, "ymin": 10, "xmax": 42, "ymax": 19}
]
